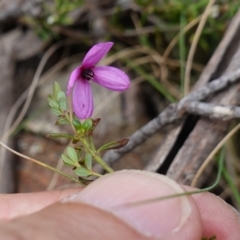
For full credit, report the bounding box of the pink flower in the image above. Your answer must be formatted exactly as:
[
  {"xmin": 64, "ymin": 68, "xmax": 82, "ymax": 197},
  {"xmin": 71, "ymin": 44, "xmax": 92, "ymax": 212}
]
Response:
[{"xmin": 67, "ymin": 42, "xmax": 130, "ymax": 119}]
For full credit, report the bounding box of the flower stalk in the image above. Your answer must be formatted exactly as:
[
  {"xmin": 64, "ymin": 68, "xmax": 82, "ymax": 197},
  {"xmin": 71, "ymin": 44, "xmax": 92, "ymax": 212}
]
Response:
[
  {"xmin": 48, "ymin": 82, "xmax": 126, "ymax": 181},
  {"xmin": 80, "ymin": 137, "xmax": 114, "ymax": 173}
]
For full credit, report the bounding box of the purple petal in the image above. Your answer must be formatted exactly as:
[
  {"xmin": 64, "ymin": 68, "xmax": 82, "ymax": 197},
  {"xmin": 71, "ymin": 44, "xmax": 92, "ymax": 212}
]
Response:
[
  {"xmin": 82, "ymin": 42, "xmax": 114, "ymax": 68},
  {"xmin": 67, "ymin": 67, "xmax": 81, "ymax": 95},
  {"xmin": 72, "ymin": 79, "xmax": 93, "ymax": 119},
  {"xmin": 93, "ymin": 66, "xmax": 130, "ymax": 91}
]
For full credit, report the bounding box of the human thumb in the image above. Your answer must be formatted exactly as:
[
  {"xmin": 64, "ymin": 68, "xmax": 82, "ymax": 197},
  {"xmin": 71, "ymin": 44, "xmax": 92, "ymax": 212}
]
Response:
[
  {"xmin": 65, "ymin": 170, "xmax": 202, "ymax": 239},
  {"xmin": 0, "ymin": 170, "xmax": 202, "ymax": 240}
]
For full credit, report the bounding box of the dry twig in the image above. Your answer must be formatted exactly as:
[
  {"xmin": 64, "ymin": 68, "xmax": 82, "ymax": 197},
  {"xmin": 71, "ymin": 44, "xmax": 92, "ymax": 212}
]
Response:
[
  {"xmin": 185, "ymin": 101, "xmax": 240, "ymax": 120},
  {"xmin": 103, "ymin": 68, "xmax": 240, "ymax": 166}
]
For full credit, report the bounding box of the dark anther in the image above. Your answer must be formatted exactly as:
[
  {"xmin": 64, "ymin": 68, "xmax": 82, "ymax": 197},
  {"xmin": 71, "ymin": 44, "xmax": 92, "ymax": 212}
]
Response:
[{"xmin": 81, "ymin": 68, "xmax": 94, "ymax": 81}]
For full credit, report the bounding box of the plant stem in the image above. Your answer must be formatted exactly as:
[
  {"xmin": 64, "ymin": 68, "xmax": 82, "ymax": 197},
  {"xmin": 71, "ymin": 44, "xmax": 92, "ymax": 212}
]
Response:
[
  {"xmin": 67, "ymin": 95, "xmax": 76, "ymax": 133},
  {"xmin": 89, "ymin": 135, "xmax": 96, "ymax": 151},
  {"xmin": 91, "ymin": 171, "xmax": 103, "ymax": 177},
  {"xmin": 116, "ymin": 148, "xmax": 225, "ymax": 209},
  {"xmin": 0, "ymin": 141, "xmax": 82, "ymax": 184},
  {"xmin": 81, "ymin": 138, "xmax": 114, "ymax": 173}
]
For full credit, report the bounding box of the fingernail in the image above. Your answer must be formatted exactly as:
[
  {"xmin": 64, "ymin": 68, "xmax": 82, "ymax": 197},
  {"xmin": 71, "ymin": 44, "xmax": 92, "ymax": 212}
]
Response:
[{"xmin": 63, "ymin": 170, "xmax": 192, "ymax": 238}]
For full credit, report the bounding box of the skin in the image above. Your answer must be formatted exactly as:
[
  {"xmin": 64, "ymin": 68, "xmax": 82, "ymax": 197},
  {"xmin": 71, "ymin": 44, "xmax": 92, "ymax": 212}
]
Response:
[{"xmin": 0, "ymin": 170, "xmax": 239, "ymax": 240}]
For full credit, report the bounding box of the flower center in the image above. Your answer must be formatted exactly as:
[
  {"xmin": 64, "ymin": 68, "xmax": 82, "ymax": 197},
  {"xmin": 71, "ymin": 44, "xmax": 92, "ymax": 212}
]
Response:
[{"xmin": 81, "ymin": 68, "xmax": 94, "ymax": 81}]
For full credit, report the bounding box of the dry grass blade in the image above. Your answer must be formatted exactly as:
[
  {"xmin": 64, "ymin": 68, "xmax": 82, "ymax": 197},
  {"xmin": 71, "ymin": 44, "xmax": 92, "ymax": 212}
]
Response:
[
  {"xmin": 184, "ymin": 0, "xmax": 216, "ymax": 95},
  {"xmin": 104, "ymin": 46, "xmax": 181, "ymax": 99},
  {"xmin": 163, "ymin": 16, "xmax": 202, "ymax": 59},
  {"xmin": 0, "ymin": 40, "xmax": 76, "ymax": 188},
  {"xmin": 0, "ymin": 44, "xmax": 82, "ymax": 190},
  {"xmin": 46, "ymin": 156, "xmax": 65, "ymax": 191},
  {"xmin": 0, "ymin": 141, "xmax": 80, "ymax": 184},
  {"xmin": 191, "ymin": 123, "xmax": 240, "ymax": 187}
]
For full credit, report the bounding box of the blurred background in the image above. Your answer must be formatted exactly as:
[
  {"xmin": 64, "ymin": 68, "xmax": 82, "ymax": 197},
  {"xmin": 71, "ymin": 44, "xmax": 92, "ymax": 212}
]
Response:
[{"xmin": 0, "ymin": 0, "xmax": 240, "ymax": 210}]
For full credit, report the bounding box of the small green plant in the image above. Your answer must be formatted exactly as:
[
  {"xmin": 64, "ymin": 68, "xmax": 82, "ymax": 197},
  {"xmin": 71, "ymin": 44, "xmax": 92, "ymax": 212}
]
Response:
[
  {"xmin": 23, "ymin": 0, "xmax": 83, "ymax": 41},
  {"xmin": 47, "ymin": 42, "xmax": 130, "ymax": 183},
  {"xmin": 47, "ymin": 82, "xmax": 128, "ymax": 182}
]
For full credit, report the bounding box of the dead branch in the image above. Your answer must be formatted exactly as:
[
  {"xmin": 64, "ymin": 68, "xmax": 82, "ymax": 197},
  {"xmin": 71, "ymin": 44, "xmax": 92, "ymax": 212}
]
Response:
[
  {"xmin": 185, "ymin": 101, "xmax": 240, "ymax": 120},
  {"xmin": 165, "ymin": 9, "xmax": 240, "ymax": 185},
  {"xmin": 103, "ymin": 68, "xmax": 240, "ymax": 166}
]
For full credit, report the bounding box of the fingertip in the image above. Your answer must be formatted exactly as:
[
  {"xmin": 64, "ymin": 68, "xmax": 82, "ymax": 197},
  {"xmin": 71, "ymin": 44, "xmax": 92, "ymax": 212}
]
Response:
[
  {"xmin": 191, "ymin": 190, "xmax": 240, "ymax": 240},
  {"xmin": 65, "ymin": 170, "xmax": 202, "ymax": 239}
]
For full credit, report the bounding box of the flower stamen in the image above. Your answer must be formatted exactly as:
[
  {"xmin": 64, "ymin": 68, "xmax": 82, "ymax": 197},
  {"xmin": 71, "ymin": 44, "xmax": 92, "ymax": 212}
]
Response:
[{"xmin": 81, "ymin": 68, "xmax": 94, "ymax": 81}]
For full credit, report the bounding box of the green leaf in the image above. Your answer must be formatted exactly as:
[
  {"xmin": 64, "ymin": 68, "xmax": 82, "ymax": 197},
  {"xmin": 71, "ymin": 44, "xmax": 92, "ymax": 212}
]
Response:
[
  {"xmin": 51, "ymin": 108, "xmax": 62, "ymax": 116},
  {"xmin": 98, "ymin": 139, "xmax": 129, "ymax": 152},
  {"xmin": 85, "ymin": 153, "xmax": 92, "ymax": 171},
  {"xmin": 47, "ymin": 133, "xmax": 73, "ymax": 139},
  {"xmin": 61, "ymin": 154, "xmax": 76, "ymax": 166},
  {"xmin": 82, "ymin": 119, "xmax": 92, "ymax": 130},
  {"xmin": 74, "ymin": 167, "xmax": 90, "ymax": 177},
  {"xmin": 53, "ymin": 82, "xmax": 61, "ymax": 97},
  {"xmin": 72, "ymin": 119, "xmax": 81, "ymax": 129},
  {"xmin": 48, "ymin": 96, "xmax": 59, "ymax": 108},
  {"xmin": 57, "ymin": 91, "xmax": 66, "ymax": 101},
  {"xmin": 55, "ymin": 118, "xmax": 70, "ymax": 125},
  {"xmin": 59, "ymin": 97, "xmax": 67, "ymax": 111},
  {"xmin": 66, "ymin": 146, "xmax": 78, "ymax": 163}
]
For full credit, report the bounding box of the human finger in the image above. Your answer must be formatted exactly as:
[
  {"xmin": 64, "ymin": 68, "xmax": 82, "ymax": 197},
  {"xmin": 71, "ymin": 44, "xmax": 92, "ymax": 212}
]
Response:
[
  {"xmin": 65, "ymin": 170, "xmax": 202, "ymax": 239},
  {"xmin": 0, "ymin": 170, "xmax": 202, "ymax": 239},
  {"xmin": 191, "ymin": 190, "xmax": 240, "ymax": 240},
  {"xmin": 0, "ymin": 188, "xmax": 80, "ymax": 220}
]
